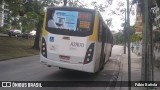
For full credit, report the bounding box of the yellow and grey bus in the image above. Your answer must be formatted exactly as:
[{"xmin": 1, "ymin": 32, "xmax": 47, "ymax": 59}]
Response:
[{"xmin": 40, "ymin": 7, "xmax": 113, "ymax": 73}]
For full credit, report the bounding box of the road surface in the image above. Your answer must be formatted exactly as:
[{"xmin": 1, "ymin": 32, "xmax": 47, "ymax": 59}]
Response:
[{"xmin": 0, "ymin": 45, "xmax": 123, "ymax": 90}]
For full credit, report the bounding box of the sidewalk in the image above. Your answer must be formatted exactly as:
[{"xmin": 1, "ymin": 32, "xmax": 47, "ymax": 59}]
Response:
[{"xmin": 118, "ymin": 50, "xmax": 160, "ymax": 90}]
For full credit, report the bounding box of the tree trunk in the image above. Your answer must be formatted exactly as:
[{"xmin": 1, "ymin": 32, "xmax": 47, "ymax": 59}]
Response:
[{"xmin": 32, "ymin": 20, "xmax": 42, "ymax": 50}]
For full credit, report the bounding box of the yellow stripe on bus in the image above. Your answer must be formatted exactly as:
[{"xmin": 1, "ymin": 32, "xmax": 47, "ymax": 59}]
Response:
[
  {"xmin": 89, "ymin": 15, "xmax": 99, "ymax": 41},
  {"xmin": 42, "ymin": 13, "xmax": 47, "ymax": 36}
]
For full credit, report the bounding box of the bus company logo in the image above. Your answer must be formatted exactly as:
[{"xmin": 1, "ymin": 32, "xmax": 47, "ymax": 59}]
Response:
[
  {"xmin": 2, "ymin": 82, "xmax": 11, "ymax": 87},
  {"xmin": 50, "ymin": 37, "xmax": 54, "ymax": 42},
  {"xmin": 70, "ymin": 42, "xmax": 84, "ymax": 47}
]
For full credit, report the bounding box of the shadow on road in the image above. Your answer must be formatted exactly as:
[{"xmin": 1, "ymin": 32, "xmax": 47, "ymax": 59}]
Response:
[{"xmin": 46, "ymin": 69, "xmax": 98, "ymax": 81}]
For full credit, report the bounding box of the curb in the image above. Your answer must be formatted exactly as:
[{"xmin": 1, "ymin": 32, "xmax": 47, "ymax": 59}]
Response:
[
  {"xmin": 106, "ymin": 53, "xmax": 123, "ymax": 90},
  {"xmin": 0, "ymin": 54, "xmax": 39, "ymax": 61}
]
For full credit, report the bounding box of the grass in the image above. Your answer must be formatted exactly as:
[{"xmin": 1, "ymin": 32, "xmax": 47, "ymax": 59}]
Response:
[{"xmin": 0, "ymin": 36, "xmax": 39, "ymax": 60}]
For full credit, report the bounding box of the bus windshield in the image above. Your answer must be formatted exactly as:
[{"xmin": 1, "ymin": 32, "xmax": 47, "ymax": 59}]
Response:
[{"xmin": 46, "ymin": 8, "xmax": 95, "ymax": 36}]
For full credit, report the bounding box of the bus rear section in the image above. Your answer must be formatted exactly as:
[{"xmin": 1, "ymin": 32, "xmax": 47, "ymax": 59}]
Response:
[{"xmin": 40, "ymin": 7, "xmax": 97, "ymax": 73}]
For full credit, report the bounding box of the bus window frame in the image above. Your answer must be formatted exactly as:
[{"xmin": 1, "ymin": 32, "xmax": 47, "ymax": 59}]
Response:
[
  {"xmin": 45, "ymin": 7, "xmax": 95, "ymax": 37},
  {"xmin": 102, "ymin": 23, "xmax": 107, "ymax": 42},
  {"xmin": 98, "ymin": 20, "xmax": 102, "ymax": 42}
]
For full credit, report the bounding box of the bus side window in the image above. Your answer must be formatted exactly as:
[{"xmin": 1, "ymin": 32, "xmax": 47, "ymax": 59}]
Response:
[
  {"xmin": 107, "ymin": 30, "xmax": 110, "ymax": 43},
  {"xmin": 102, "ymin": 24, "xmax": 106, "ymax": 42},
  {"xmin": 98, "ymin": 20, "xmax": 102, "ymax": 42},
  {"xmin": 106, "ymin": 30, "xmax": 108, "ymax": 43}
]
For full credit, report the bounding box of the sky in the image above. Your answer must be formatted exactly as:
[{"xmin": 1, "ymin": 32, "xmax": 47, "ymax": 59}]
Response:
[{"xmin": 79, "ymin": 0, "xmax": 137, "ymax": 32}]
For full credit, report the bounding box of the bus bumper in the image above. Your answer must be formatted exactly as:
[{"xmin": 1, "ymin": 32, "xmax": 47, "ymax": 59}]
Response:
[{"xmin": 40, "ymin": 55, "xmax": 95, "ymax": 73}]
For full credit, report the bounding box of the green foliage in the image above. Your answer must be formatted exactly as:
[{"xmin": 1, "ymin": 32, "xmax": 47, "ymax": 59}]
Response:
[
  {"xmin": 90, "ymin": 0, "xmax": 135, "ymax": 29},
  {"xmin": 91, "ymin": 1, "xmax": 106, "ymax": 12},
  {"xmin": 130, "ymin": 33, "xmax": 142, "ymax": 42},
  {"xmin": 2, "ymin": 0, "xmax": 61, "ymax": 33},
  {"xmin": 0, "ymin": 26, "xmax": 9, "ymax": 33},
  {"xmin": 130, "ymin": 25, "xmax": 136, "ymax": 35},
  {"xmin": 113, "ymin": 31, "xmax": 124, "ymax": 44},
  {"xmin": 106, "ymin": 18, "xmax": 113, "ymax": 28}
]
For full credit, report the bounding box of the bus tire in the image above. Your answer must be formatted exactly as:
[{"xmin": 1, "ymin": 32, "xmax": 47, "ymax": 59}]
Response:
[
  {"xmin": 110, "ymin": 50, "xmax": 112, "ymax": 57},
  {"xmin": 99, "ymin": 54, "xmax": 105, "ymax": 71},
  {"xmin": 100, "ymin": 66, "xmax": 104, "ymax": 71},
  {"xmin": 59, "ymin": 67, "xmax": 65, "ymax": 70}
]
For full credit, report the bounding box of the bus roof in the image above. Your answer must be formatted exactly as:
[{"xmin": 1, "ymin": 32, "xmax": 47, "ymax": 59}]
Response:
[
  {"xmin": 47, "ymin": 6, "xmax": 96, "ymax": 13},
  {"xmin": 97, "ymin": 11, "xmax": 111, "ymax": 33}
]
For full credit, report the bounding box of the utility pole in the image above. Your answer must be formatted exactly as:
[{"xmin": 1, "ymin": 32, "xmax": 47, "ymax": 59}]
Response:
[
  {"xmin": 144, "ymin": 0, "xmax": 150, "ymax": 83},
  {"xmin": 144, "ymin": 0, "xmax": 148, "ymax": 82},
  {"xmin": 124, "ymin": 9, "xmax": 127, "ymax": 54},
  {"xmin": 148, "ymin": 0, "xmax": 152, "ymax": 83},
  {"xmin": 150, "ymin": 4, "xmax": 156, "ymax": 83},
  {"xmin": 126, "ymin": 0, "xmax": 131, "ymax": 90}
]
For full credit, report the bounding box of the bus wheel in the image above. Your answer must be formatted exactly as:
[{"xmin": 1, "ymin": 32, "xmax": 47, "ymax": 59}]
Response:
[
  {"xmin": 110, "ymin": 50, "xmax": 112, "ymax": 57},
  {"xmin": 59, "ymin": 67, "xmax": 65, "ymax": 70},
  {"xmin": 99, "ymin": 54, "xmax": 105, "ymax": 71},
  {"xmin": 100, "ymin": 66, "xmax": 104, "ymax": 71}
]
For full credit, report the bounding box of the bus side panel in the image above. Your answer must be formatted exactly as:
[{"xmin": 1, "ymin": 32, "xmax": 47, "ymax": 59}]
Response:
[
  {"xmin": 86, "ymin": 13, "xmax": 101, "ymax": 72},
  {"xmin": 42, "ymin": 13, "xmax": 47, "ymax": 36},
  {"xmin": 94, "ymin": 42, "xmax": 102, "ymax": 72},
  {"xmin": 105, "ymin": 43, "xmax": 111, "ymax": 63}
]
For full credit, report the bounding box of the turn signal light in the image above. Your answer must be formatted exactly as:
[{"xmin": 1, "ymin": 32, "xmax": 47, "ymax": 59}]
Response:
[
  {"xmin": 83, "ymin": 43, "xmax": 94, "ymax": 64},
  {"xmin": 41, "ymin": 37, "xmax": 47, "ymax": 58}
]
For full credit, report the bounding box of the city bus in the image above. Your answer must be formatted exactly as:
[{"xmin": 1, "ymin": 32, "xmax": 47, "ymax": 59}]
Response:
[{"xmin": 40, "ymin": 7, "xmax": 113, "ymax": 73}]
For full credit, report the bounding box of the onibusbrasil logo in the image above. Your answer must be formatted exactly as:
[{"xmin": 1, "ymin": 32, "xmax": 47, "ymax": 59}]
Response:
[{"xmin": 1, "ymin": 82, "xmax": 42, "ymax": 87}]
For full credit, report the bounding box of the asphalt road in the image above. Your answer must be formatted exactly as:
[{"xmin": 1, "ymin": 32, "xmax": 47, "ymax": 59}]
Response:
[{"xmin": 0, "ymin": 45, "xmax": 123, "ymax": 90}]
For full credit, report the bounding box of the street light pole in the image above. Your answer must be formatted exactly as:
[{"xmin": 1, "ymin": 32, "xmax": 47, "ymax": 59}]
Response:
[
  {"xmin": 124, "ymin": 9, "xmax": 127, "ymax": 54},
  {"xmin": 144, "ymin": 0, "xmax": 150, "ymax": 82},
  {"xmin": 126, "ymin": 0, "xmax": 131, "ymax": 90}
]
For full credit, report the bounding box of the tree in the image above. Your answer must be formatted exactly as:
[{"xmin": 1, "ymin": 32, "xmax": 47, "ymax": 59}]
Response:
[
  {"xmin": 130, "ymin": 33, "xmax": 142, "ymax": 42},
  {"xmin": 91, "ymin": 0, "xmax": 113, "ymax": 27},
  {"xmin": 4, "ymin": 0, "xmax": 61, "ymax": 50},
  {"xmin": 90, "ymin": 0, "xmax": 135, "ymax": 29},
  {"xmin": 68, "ymin": 0, "xmax": 87, "ymax": 7},
  {"xmin": 113, "ymin": 31, "xmax": 124, "ymax": 45}
]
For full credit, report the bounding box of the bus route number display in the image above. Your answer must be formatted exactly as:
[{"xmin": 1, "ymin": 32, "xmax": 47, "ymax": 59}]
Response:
[
  {"xmin": 79, "ymin": 21, "xmax": 90, "ymax": 29},
  {"xmin": 78, "ymin": 12, "xmax": 92, "ymax": 29}
]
